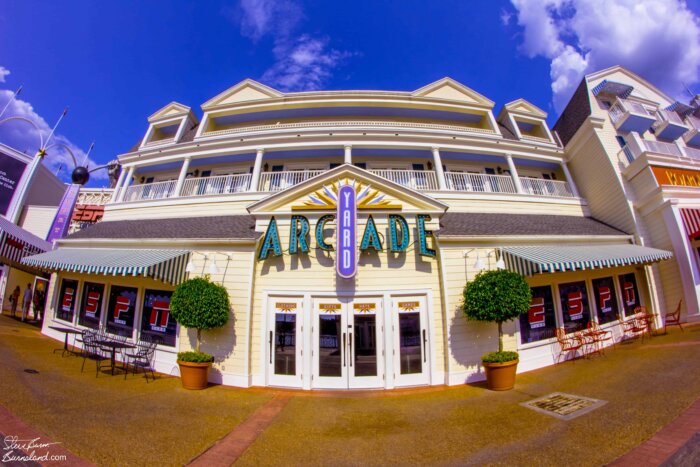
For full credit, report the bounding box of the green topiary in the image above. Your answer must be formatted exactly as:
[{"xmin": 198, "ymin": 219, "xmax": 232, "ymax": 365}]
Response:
[
  {"xmin": 463, "ymin": 269, "xmax": 531, "ymax": 361},
  {"xmin": 177, "ymin": 350, "xmax": 215, "ymax": 363},
  {"xmin": 170, "ymin": 276, "xmax": 230, "ymax": 355}
]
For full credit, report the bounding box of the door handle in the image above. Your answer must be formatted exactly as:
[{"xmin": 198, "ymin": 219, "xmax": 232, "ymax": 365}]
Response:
[
  {"xmin": 348, "ymin": 332, "xmax": 353, "ymax": 367},
  {"xmin": 342, "ymin": 333, "xmax": 347, "ymax": 367},
  {"xmin": 422, "ymin": 329, "xmax": 427, "ymax": 363},
  {"xmin": 269, "ymin": 331, "xmax": 273, "ymax": 364}
]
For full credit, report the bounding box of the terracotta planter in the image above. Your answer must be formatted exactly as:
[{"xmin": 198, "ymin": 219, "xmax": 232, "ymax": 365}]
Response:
[
  {"xmin": 483, "ymin": 359, "xmax": 518, "ymax": 391},
  {"xmin": 177, "ymin": 360, "xmax": 211, "ymax": 390}
]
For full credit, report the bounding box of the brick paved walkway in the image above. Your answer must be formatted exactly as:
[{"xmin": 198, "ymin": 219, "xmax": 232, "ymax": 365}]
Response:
[
  {"xmin": 610, "ymin": 397, "xmax": 700, "ymax": 466},
  {"xmin": 0, "ymin": 404, "xmax": 93, "ymax": 466},
  {"xmin": 187, "ymin": 392, "xmax": 292, "ymax": 466}
]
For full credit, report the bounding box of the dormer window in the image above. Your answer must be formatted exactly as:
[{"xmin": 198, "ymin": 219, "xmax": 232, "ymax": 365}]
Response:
[
  {"xmin": 514, "ymin": 117, "xmax": 550, "ymax": 140},
  {"xmin": 498, "ymin": 99, "xmax": 554, "ymax": 144},
  {"xmin": 140, "ymin": 102, "xmax": 199, "ymax": 149},
  {"xmin": 150, "ymin": 123, "xmax": 181, "ymax": 143}
]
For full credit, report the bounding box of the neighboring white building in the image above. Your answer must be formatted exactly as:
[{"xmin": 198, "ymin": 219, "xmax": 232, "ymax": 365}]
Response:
[{"xmin": 554, "ymin": 65, "xmax": 700, "ymax": 326}]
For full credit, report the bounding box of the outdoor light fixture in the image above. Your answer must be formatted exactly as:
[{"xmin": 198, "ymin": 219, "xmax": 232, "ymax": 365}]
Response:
[
  {"xmin": 208, "ymin": 257, "xmax": 219, "ymax": 275},
  {"xmin": 496, "ymin": 248, "xmax": 506, "ymax": 270},
  {"xmin": 220, "ymin": 254, "xmax": 233, "ymax": 285},
  {"xmin": 185, "ymin": 259, "xmax": 195, "ymax": 273},
  {"xmin": 474, "ymin": 253, "xmax": 485, "ymax": 271}
]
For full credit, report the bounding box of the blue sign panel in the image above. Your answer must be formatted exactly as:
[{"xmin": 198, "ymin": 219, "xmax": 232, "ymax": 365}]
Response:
[{"xmin": 336, "ymin": 184, "xmax": 357, "ymax": 278}]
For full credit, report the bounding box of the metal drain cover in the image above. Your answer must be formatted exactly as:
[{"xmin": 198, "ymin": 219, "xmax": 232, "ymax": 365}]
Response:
[{"xmin": 521, "ymin": 392, "xmax": 607, "ymax": 420}]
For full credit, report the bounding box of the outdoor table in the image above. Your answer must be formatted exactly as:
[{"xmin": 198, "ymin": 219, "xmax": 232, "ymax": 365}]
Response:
[
  {"xmin": 48, "ymin": 326, "xmax": 83, "ymax": 357},
  {"xmin": 95, "ymin": 340, "xmax": 135, "ymax": 375}
]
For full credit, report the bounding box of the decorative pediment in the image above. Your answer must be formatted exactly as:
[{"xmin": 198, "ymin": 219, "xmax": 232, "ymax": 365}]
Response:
[
  {"xmin": 147, "ymin": 102, "xmax": 192, "ymax": 123},
  {"xmin": 247, "ymin": 165, "xmax": 448, "ymax": 215},
  {"xmin": 202, "ymin": 79, "xmax": 284, "ymax": 110},
  {"xmin": 504, "ymin": 99, "xmax": 547, "ymax": 118},
  {"xmin": 412, "ymin": 78, "xmax": 494, "ymax": 108}
]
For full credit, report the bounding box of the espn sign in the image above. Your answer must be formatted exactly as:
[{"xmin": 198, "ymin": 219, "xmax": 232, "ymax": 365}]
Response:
[
  {"xmin": 149, "ymin": 300, "xmax": 170, "ymax": 332},
  {"xmin": 113, "ymin": 296, "xmax": 130, "ymax": 325},
  {"xmin": 528, "ymin": 297, "xmax": 546, "ymax": 329},
  {"xmin": 567, "ymin": 291, "xmax": 584, "ymax": 321},
  {"xmin": 71, "ymin": 204, "xmax": 105, "ymax": 223},
  {"xmin": 85, "ymin": 291, "xmax": 101, "ymax": 317},
  {"xmin": 598, "ymin": 286, "xmax": 612, "ymax": 313}
]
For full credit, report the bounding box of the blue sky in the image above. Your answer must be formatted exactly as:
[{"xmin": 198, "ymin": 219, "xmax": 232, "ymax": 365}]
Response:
[{"xmin": 2, "ymin": 0, "xmax": 700, "ymax": 187}]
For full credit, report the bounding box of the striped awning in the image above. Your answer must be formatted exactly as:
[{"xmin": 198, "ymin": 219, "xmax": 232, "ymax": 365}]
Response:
[
  {"xmin": 591, "ymin": 80, "xmax": 633, "ymax": 99},
  {"xmin": 0, "ymin": 215, "xmax": 52, "ymax": 264},
  {"xmin": 666, "ymin": 102, "xmax": 694, "ymax": 117},
  {"xmin": 680, "ymin": 208, "xmax": 700, "ymax": 239},
  {"xmin": 21, "ymin": 248, "xmax": 190, "ymax": 285},
  {"xmin": 502, "ymin": 244, "xmax": 673, "ymax": 276}
]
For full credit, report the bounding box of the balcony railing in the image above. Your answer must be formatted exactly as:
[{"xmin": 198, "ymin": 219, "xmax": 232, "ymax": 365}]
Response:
[
  {"xmin": 609, "ymin": 99, "xmax": 656, "ymax": 133},
  {"xmin": 181, "ymin": 173, "xmax": 252, "ymax": 197},
  {"xmin": 653, "ymin": 109, "xmax": 688, "ymax": 140},
  {"xmin": 117, "ymin": 169, "xmax": 577, "ymax": 202},
  {"xmin": 520, "ymin": 178, "xmax": 573, "ymax": 198},
  {"xmin": 257, "ymin": 170, "xmax": 326, "ymax": 192},
  {"xmin": 444, "ymin": 172, "xmax": 517, "ymax": 194},
  {"xmin": 368, "ymin": 169, "xmax": 439, "ymax": 190},
  {"xmin": 122, "ymin": 180, "xmax": 176, "ymax": 202},
  {"xmin": 642, "ymin": 139, "xmax": 683, "ymax": 157},
  {"xmin": 203, "ymin": 120, "xmax": 498, "ymax": 138}
]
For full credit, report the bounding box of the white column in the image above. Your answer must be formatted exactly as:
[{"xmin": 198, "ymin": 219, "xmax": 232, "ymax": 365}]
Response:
[
  {"xmin": 431, "ymin": 147, "xmax": 447, "ymax": 190},
  {"xmin": 174, "ymin": 157, "xmax": 191, "ymax": 197},
  {"xmin": 8, "ymin": 152, "xmax": 44, "ymax": 223},
  {"xmin": 249, "ymin": 148, "xmax": 264, "ymax": 192},
  {"xmin": 109, "ymin": 169, "xmax": 127, "ymax": 202},
  {"xmin": 560, "ymin": 161, "xmax": 581, "ymax": 198},
  {"xmin": 505, "ymin": 154, "xmax": 524, "ymax": 194},
  {"xmin": 117, "ymin": 166, "xmax": 135, "ymax": 202},
  {"xmin": 344, "ymin": 145, "xmax": 352, "ymax": 165}
]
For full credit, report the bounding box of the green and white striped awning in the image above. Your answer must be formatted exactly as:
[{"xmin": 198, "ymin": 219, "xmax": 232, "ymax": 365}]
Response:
[
  {"xmin": 21, "ymin": 248, "xmax": 190, "ymax": 285},
  {"xmin": 502, "ymin": 244, "xmax": 673, "ymax": 276}
]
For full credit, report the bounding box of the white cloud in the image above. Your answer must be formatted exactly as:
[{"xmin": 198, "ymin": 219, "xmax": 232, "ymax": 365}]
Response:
[
  {"xmin": 236, "ymin": 0, "xmax": 303, "ymax": 42},
  {"xmin": 232, "ymin": 0, "xmax": 352, "ymax": 91},
  {"xmin": 509, "ymin": 0, "xmax": 700, "ymax": 112},
  {"xmin": 0, "ymin": 89, "xmax": 108, "ymax": 182},
  {"xmin": 0, "ymin": 67, "xmax": 9, "ymax": 83},
  {"xmin": 261, "ymin": 35, "xmax": 353, "ymax": 91}
]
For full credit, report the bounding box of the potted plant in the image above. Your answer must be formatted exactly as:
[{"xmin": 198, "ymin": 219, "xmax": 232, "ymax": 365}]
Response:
[
  {"xmin": 170, "ymin": 276, "xmax": 230, "ymax": 390},
  {"xmin": 463, "ymin": 269, "xmax": 531, "ymax": 391}
]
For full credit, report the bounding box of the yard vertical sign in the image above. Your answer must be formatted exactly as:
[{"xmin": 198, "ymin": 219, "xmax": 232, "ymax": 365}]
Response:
[{"xmin": 336, "ymin": 183, "xmax": 357, "ymax": 278}]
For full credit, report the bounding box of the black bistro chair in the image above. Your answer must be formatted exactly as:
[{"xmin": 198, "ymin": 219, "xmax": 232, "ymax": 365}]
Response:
[
  {"xmin": 80, "ymin": 331, "xmax": 109, "ymax": 377},
  {"xmin": 124, "ymin": 340, "xmax": 158, "ymax": 382}
]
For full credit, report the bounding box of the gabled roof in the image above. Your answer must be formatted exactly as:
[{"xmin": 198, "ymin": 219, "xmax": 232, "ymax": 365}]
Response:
[
  {"xmin": 202, "ymin": 79, "xmax": 284, "ymax": 110},
  {"xmin": 147, "ymin": 102, "xmax": 194, "ymax": 123},
  {"xmin": 412, "ymin": 77, "xmax": 495, "ymax": 108},
  {"xmin": 585, "ymin": 65, "xmax": 675, "ymax": 105},
  {"xmin": 247, "ymin": 164, "xmax": 449, "ymax": 215},
  {"xmin": 438, "ymin": 213, "xmax": 628, "ymax": 237},
  {"xmin": 65, "ymin": 215, "xmax": 259, "ymax": 241},
  {"xmin": 503, "ymin": 98, "xmax": 547, "ymax": 118}
]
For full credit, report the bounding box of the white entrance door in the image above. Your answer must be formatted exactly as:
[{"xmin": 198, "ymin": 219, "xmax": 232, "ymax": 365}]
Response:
[
  {"xmin": 312, "ymin": 297, "xmax": 384, "ymax": 389},
  {"xmin": 267, "ymin": 297, "xmax": 304, "ymax": 387},
  {"xmin": 392, "ymin": 296, "xmax": 430, "ymax": 386}
]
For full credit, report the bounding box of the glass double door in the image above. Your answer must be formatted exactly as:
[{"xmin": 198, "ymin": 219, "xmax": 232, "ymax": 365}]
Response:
[{"xmin": 312, "ymin": 297, "xmax": 383, "ymax": 389}]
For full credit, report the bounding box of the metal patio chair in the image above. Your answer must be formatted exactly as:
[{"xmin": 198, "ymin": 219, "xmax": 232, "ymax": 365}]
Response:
[
  {"xmin": 80, "ymin": 332, "xmax": 110, "ymax": 377},
  {"xmin": 124, "ymin": 340, "xmax": 157, "ymax": 382},
  {"xmin": 555, "ymin": 327, "xmax": 583, "ymax": 363},
  {"xmin": 664, "ymin": 299, "xmax": 684, "ymax": 333}
]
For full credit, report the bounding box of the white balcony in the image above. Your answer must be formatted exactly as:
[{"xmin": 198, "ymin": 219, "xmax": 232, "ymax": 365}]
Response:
[
  {"xmin": 181, "ymin": 173, "xmax": 251, "ymax": 197},
  {"xmin": 683, "ymin": 115, "xmax": 700, "ymax": 147},
  {"xmin": 203, "ymin": 120, "xmax": 498, "ymax": 138},
  {"xmin": 652, "ymin": 109, "xmax": 688, "ymax": 141},
  {"xmin": 444, "ymin": 172, "xmax": 517, "ymax": 194},
  {"xmin": 368, "ymin": 169, "xmax": 439, "ymax": 191},
  {"xmin": 609, "ymin": 99, "xmax": 656, "ymax": 133},
  {"xmin": 257, "ymin": 170, "xmax": 326, "ymax": 192},
  {"xmin": 520, "ymin": 178, "xmax": 574, "ymax": 198},
  {"xmin": 122, "ymin": 180, "xmax": 177, "ymax": 202},
  {"xmin": 618, "ymin": 137, "xmax": 686, "ymax": 168}
]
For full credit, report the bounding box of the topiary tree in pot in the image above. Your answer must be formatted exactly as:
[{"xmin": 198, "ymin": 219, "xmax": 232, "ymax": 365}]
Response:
[
  {"xmin": 170, "ymin": 276, "xmax": 230, "ymax": 389},
  {"xmin": 463, "ymin": 269, "xmax": 531, "ymax": 391}
]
